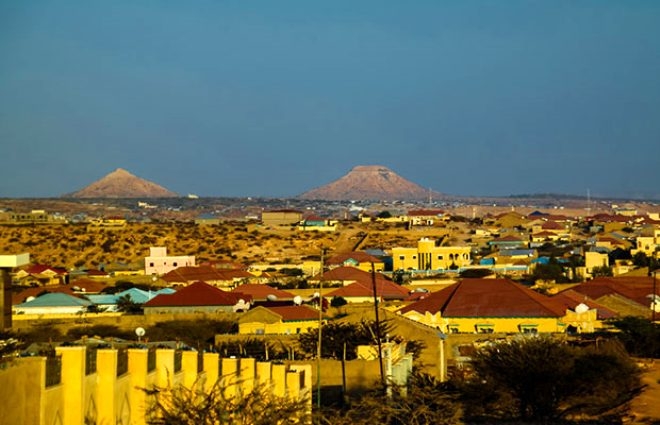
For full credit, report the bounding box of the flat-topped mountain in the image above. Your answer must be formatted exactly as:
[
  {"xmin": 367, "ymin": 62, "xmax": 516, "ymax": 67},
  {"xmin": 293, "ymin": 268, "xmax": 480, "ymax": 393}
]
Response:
[
  {"xmin": 298, "ymin": 165, "xmax": 440, "ymax": 201},
  {"xmin": 64, "ymin": 168, "xmax": 178, "ymax": 198}
]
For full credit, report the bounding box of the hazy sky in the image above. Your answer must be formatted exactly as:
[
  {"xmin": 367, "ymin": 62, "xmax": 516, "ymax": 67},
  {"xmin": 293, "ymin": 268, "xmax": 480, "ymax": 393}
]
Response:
[{"xmin": 1, "ymin": 1, "xmax": 659, "ymax": 199}]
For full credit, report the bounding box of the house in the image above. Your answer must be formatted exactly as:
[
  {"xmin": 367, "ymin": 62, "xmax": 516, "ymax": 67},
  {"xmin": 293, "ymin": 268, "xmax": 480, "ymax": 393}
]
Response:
[
  {"xmin": 407, "ymin": 209, "xmax": 447, "ymax": 226},
  {"xmin": 238, "ymin": 305, "xmax": 320, "ymax": 335},
  {"xmin": 325, "ymin": 251, "xmax": 385, "ymax": 273},
  {"xmin": 230, "ymin": 284, "xmax": 294, "ymax": 302},
  {"xmin": 297, "ymin": 215, "xmax": 337, "ymax": 232},
  {"xmin": 309, "ymin": 266, "xmax": 382, "ymax": 287},
  {"xmin": 142, "ymin": 281, "xmax": 252, "ymax": 314},
  {"xmin": 397, "ymin": 278, "xmax": 575, "ymax": 334},
  {"xmin": 569, "ymin": 276, "xmax": 659, "ymax": 318},
  {"xmin": 145, "ymin": 247, "xmax": 196, "ymax": 276},
  {"xmin": 324, "ymin": 277, "xmax": 409, "ymax": 303},
  {"xmin": 14, "ymin": 264, "xmax": 69, "ymax": 286},
  {"xmin": 85, "ymin": 287, "xmax": 175, "ymax": 312},
  {"xmin": 552, "ymin": 289, "xmax": 618, "ymax": 332},
  {"xmin": 161, "ymin": 266, "xmax": 255, "ymax": 288},
  {"xmin": 261, "ymin": 209, "xmax": 303, "ymax": 226},
  {"xmin": 487, "ymin": 235, "xmax": 527, "ymax": 250},
  {"xmin": 391, "ymin": 238, "xmax": 471, "ymax": 271},
  {"xmin": 194, "ymin": 213, "xmax": 221, "ymax": 226},
  {"xmin": 13, "ymin": 292, "xmax": 91, "ymax": 315}
]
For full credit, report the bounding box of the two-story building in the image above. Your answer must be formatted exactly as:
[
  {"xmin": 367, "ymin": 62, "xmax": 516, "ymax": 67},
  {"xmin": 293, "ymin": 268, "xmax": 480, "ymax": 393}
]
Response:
[{"xmin": 392, "ymin": 238, "xmax": 471, "ymax": 271}]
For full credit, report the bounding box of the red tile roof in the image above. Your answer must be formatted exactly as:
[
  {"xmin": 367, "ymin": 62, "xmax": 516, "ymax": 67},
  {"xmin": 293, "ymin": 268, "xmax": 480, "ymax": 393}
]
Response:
[
  {"xmin": 264, "ymin": 305, "xmax": 319, "ymax": 321},
  {"xmin": 161, "ymin": 266, "xmax": 254, "ymax": 284},
  {"xmin": 541, "ymin": 221, "xmax": 564, "ymax": 230},
  {"xmin": 231, "ymin": 284, "xmax": 294, "ymax": 300},
  {"xmin": 24, "ymin": 264, "xmax": 68, "ymax": 275},
  {"xmin": 312, "ymin": 266, "xmax": 372, "ymax": 282},
  {"xmin": 11, "ymin": 278, "xmax": 107, "ymax": 305},
  {"xmin": 326, "ymin": 278, "xmax": 409, "ymax": 300},
  {"xmin": 570, "ymin": 276, "xmax": 657, "ymax": 307},
  {"xmin": 143, "ymin": 281, "xmax": 252, "ymax": 307},
  {"xmin": 552, "ymin": 289, "xmax": 618, "ymax": 320},
  {"xmin": 398, "ymin": 278, "xmax": 566, "ymax": 318},
  {"xmin": 491, "ymin": 235, "xmax": 525, "ymax": 242}
]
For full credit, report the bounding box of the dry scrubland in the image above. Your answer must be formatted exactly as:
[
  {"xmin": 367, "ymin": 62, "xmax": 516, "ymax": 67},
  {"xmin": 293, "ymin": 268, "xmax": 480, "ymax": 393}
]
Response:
[{"xmin": 0, "ymin": 220, "xmax": 462, "ymax": 271}]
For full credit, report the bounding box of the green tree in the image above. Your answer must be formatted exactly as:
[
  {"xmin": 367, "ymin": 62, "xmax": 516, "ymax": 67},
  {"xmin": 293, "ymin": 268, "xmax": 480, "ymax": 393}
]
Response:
[
  {"xmin": 608, "ymin": 316, "xmax": 660, "ymax": 358},
  {"xmin": 591, "ymin": 265, "xmax": 614, "ymax": 277},
  {"xmin": 330, "ymin": 296, "xmax": 348, "ymax": 308},
  {"xmin": 462, "ymin": 336, "xmax": 641, "ymax": 422}
]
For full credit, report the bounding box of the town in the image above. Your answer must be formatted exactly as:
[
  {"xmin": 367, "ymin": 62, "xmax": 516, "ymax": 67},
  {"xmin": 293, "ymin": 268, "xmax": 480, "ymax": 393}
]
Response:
[{"xmin": 1, "ymin": 196, "xmax": 659, "ymax": 424}]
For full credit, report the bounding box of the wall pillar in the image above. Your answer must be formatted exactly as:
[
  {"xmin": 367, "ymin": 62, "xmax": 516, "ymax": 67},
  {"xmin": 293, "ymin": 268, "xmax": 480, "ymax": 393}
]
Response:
[
  {"xmin": 55, "ymin": 346, "xmax": 86, "ymax": 425},
  {"xmin": 96, "ymin": 349, "xmax": 118, "ymax": 425}
]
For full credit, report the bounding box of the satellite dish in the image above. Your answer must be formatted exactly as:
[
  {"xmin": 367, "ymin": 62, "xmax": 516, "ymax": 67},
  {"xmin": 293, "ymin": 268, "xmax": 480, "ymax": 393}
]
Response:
[
  {"xmin": 293, "ymin": 295, "xmax": 303, "ymax": 305},
  {"xmin": 135, "ymin": 327, "xmax": 146, "ymax": 337},
  {"xmin": 575, "ymin": 303, "xmax": 589, "ymax": 314},
  {"xmin": 26, "ymin": 296, "xmax": 36, "ymax": 302},
  {"xmin": 266, "ymin": 294, "xmax": 278, "ymax": 301},
  {"xmin": 313, "ymin": 292, "xmax": 320, "ymax": 298}
]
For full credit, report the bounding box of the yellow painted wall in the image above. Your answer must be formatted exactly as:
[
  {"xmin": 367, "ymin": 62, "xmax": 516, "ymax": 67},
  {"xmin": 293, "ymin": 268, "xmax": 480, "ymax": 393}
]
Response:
[
  {"xmin": 392, "ymin": 239, "xmax": 471, "ymax": 271},
  {"xmin": 239, "ymin": 320, "xmax": 319, "ymax": 335},
  {"xmin": 400, "ymin": 310, "xmax": 563, "ymax": 333},
  {"xmin": 0, "ymin": 347, "xmax": 313, "ymax": 425}
]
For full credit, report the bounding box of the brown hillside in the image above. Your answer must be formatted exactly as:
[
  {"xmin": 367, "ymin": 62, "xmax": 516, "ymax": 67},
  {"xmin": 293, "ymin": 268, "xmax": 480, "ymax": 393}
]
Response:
[
  {"xmin": 64, "ymin": 168, "xmax": 178, "ymax": 198},
  {"xmin": 298, "ymin": 165, "xmax": 441, "ymax": 201}
]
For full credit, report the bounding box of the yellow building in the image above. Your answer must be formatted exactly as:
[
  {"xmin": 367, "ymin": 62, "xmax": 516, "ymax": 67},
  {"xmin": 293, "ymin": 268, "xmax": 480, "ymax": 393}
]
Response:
[
  {"xmin": 261, "ymin": 210, "xmax": 303, "ymax": 226},
  {"xmin": 585, "ymin": 251, "xmax": 609, "ymax": 278},
  {"xmin": 397, "ymin": 278, "xmax": 583, "ymax": 334},
  {"xmin": 238, "ymin": 305, "xmax": 320, "ymax": 335},
  {"xmin": 0, "ymin": 345, "xmax": 312, "ymax": 425},
  {"xmin": 392, "ymin": 238, "xmax": 471, "ymax": 271},
  {"xmin": 631, "ymin": 229, "xmax": 660, "ymax": 257}
]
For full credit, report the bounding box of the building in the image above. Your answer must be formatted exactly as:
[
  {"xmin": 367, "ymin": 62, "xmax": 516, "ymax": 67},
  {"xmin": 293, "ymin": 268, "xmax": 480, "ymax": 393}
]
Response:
[
  {"xmin": 397, "ymin": 278, "xmax": 575, "ymax": 334},
  {"xmin": 238, "ymin": 305, "xmax": 320, "ymax": 335},
  {"xmin": 13, "ymin": 292, "xmax": 91, "ymax": 315},
  {"xmin": 144, "ymin": 247, "xmax": 196, "ymax": 276},
  {"xmin": 392, "ymin": 238, "xmax": 471, "ymax": 271},
  {"xmin": 142, "ymin": 281, "xmax": 252, "ymax": 314},
  {"xmin": 325, "ymin": 251, "xmax": 385, "ymax": 273},
  {"xmin": 1, "ymin": 253, "xmax": 30, "ymax": 329},
  {"xmin": 261, "ymin": 209, "xmax": 303, "ymax": 226}
]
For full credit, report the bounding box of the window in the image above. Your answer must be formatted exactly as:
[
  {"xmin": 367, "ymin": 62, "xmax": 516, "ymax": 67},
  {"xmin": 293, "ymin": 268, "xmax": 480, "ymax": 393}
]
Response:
[
  {"xmin": 449, "ymin": 325, "xmax": 460, "ymax": 334},
  {"xmin": 149, "ymin": 262, "xmax": 154, "ymax": 267},
  {"xmin": 173, "ymin": 262, "xmax": 177, "ymax": 267},
  {"xmin": 476, "ymin": 324, "xmax": 495, "ymax": 334},
  {"xmin": 399, "ymin": 255, "xmax": 405, "ymax": 260},
  {"xmin": 437, "ymin": 255, "xmax": 443, "ymax": 260}
]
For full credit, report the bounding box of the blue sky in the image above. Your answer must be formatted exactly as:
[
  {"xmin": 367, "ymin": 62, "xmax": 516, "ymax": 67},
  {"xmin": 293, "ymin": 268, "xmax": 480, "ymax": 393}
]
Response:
[{"xmin": 1, "ymin": 1, "xmax": 659, "ymax": 199}]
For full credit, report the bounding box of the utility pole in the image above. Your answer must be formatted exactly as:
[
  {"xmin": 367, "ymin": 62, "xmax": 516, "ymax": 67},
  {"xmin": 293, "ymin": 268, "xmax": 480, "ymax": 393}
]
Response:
[
  {"xmin": 371, "ymin": 263, "xmax": 385, "ymax": 388},
  {"xmin": 316, "ymin": 247, "xmax": 326, "ymax": 413}
]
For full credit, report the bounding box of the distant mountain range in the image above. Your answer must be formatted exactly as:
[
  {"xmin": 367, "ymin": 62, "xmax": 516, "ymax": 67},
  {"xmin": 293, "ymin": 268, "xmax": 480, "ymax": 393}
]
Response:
[
  {"xmin": 64, "ymin": 165, "xmax": 439, "ymax": 201},
  {"xmin": 63, "ymin": 168, "xmax": 178, "ymax": 198},
  {"xmin": 297, "ymin": 165, "xmax": 441, "ymax": 201}
]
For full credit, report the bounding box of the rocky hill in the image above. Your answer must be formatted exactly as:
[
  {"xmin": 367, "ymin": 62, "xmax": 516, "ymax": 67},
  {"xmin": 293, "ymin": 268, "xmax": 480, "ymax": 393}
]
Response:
[
  {"xmin": 63, "ymin": 168, "xmax": 178, "ymax": 198},
  {"xmin": 298, "ymin": 165, "xmax": 441, "ymax": 201}
]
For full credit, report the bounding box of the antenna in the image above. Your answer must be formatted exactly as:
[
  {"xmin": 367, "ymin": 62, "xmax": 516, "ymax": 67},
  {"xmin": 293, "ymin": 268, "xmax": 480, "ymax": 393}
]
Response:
[
  {"xmin": 135, "ymin": 327, "xmax": 146, "ymax": 343},
  {"xmin": 586, "ymin": 188, "xmax": 591, "ymax": 215},
  {"xmin": 293, "ymin": 295, "xmax": 303, "ymax": 305}
]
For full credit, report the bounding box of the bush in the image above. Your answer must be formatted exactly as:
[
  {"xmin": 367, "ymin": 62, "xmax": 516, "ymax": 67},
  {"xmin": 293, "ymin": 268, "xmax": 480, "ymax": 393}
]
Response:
[{"xmin": 461, "ymin": 336, "xmax": 642, "ymax": 422}]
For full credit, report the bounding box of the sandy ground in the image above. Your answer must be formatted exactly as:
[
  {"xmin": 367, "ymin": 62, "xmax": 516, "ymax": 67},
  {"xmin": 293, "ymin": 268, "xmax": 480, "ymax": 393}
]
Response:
[{"xmin": 629, "ymin": 360, "xmax": 660, "ymax": 424}]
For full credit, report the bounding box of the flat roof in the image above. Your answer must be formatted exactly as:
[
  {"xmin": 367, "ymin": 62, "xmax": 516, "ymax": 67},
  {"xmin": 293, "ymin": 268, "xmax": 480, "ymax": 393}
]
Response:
[{"xmin": 0, "ymin": 253, "xmax": 30, "ymax": 267}]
